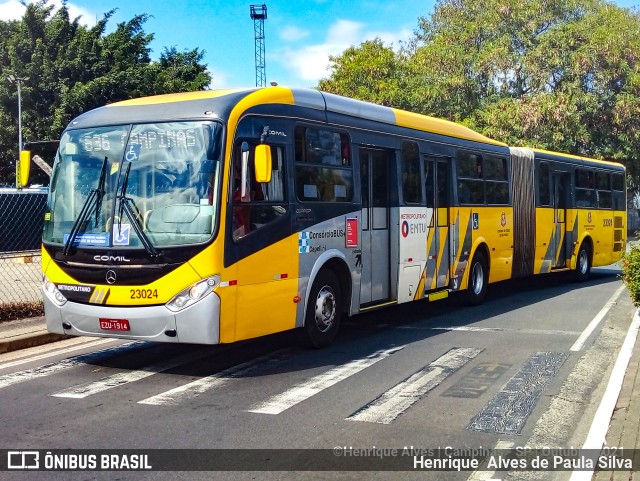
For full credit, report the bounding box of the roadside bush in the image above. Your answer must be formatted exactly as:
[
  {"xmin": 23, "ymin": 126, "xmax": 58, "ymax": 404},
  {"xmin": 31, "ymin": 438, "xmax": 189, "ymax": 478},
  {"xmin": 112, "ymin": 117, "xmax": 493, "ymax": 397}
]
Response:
[
  {"xmin": 0, "ymin": 301, "xmax": 44, "ymax": 322},
  {"xmin": 621, "ymin": 244, "xmax": 640, "ymax": 306}
]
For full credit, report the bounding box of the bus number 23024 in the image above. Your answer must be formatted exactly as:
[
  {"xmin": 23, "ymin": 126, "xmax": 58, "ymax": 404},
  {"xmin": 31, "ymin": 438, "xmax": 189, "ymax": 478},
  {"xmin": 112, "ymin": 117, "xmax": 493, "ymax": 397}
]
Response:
[{"xmin": 130, "ymin": 289, "xmax": 159, "ymax": 299}]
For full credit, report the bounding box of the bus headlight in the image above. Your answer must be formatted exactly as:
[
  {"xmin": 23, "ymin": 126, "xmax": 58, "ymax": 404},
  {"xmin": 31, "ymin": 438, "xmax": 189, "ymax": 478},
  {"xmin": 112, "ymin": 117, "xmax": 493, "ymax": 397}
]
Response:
[
  {"xmin": 43, "ymin": 277, "xmax": 67, "ymax": 306},
  {"xmin": 166, "ymin": 275, "xmax": 219, "ymax": 313}
]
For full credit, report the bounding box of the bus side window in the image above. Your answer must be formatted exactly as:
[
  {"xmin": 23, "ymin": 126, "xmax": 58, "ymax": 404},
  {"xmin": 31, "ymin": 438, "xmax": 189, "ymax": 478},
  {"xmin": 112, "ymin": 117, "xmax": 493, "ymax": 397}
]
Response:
[
  {"xmin": 294, "ymin": 126, "xmax": 353, "ymax": 202},
  {"xmin": 538, "ymin": 162, "xmax": 550, "ymax": 206},
  {"xmin": 232, "ymin": 143, "xmax": 287, "ymax": 241},
  {"xmin": 456, "ymin": 151, "xmax": 484, "ymax": 205},
  {"xmin": 401, "ymin": 141, "xmax": 421, "ymax": 204},
  {"xmin": 612, "ymin": 173, "xmax": 625, "ymax": 210},
  {"xmin": 595, "ymin": 172, "xmax": 612, "ymax": 209},
  {"xmin": 575, "ymin": 168, "xmax": 596, "ymax": 208}
]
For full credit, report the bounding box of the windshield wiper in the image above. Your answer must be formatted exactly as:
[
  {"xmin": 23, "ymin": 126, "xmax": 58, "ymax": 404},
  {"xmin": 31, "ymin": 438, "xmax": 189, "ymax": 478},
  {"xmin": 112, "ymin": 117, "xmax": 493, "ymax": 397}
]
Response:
[
  {"xmin": 116, "ymin": 161, "xmax": 159, "ymax": 259},
  {"xmin": 62, "ymin": 156, "xmax": 108, "ymax": 256},
  {"xmin": 94, "ymin": 156, "xmax": 108, "ymax": 225}
]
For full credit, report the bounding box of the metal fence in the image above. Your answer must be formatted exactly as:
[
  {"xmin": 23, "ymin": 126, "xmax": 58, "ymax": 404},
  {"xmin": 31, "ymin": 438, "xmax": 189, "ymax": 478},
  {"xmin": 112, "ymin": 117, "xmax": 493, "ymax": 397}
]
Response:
[{"xmin": 0, "ymin": 189, "xmax": 47, "ymax": 305}]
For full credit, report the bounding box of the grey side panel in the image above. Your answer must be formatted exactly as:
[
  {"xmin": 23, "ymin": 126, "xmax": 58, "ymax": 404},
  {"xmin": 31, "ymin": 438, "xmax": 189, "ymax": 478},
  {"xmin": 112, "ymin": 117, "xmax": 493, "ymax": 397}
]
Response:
[
  {"xmin": 296, "ymin": 213, "xmax": 362, "ymax": 326},
  {"xmin": 321, "ymin": 92, "xmax": 397, "ymax": 125},
  {"xmin": 291, "ymin": 89, "xmax": 327, "ymax": 112}
]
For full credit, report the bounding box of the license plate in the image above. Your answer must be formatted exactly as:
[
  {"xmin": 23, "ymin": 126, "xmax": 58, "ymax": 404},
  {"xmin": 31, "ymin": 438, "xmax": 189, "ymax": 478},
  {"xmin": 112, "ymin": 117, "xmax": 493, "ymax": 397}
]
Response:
[{"xmin": 99, "ymin": 318, "xmax": 130, "ymax": 332}]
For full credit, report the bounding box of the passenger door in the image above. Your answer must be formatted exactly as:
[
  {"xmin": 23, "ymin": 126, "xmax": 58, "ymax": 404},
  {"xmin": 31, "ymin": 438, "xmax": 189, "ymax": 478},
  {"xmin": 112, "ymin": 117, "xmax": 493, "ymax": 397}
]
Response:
[
  {"xmin": 359, "ymin": 148, "xmax": 391, "ymax": 304},
  {"xmin": 425, "ymin": 157, "xmax": 451, "ymax": 290},
  {"xmin": 552, "ymin": 172, "xmax": 570, "ymax": 267}
]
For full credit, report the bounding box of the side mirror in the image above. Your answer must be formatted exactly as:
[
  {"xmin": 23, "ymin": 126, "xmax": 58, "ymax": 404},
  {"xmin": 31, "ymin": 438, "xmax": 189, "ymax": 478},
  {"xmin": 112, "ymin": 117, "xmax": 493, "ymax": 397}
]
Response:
[
  {"xmin": 19, "ymin": 150, "xmax": 31, "ymax": 187},
  {"xmin": 254, "ymin": 144, "xmax": 272, "ymax": 183}
]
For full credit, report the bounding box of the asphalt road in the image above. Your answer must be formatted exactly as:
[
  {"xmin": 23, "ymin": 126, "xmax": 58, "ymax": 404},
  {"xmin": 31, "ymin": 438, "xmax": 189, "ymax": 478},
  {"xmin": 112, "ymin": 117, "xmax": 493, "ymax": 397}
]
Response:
[{"xmin": 0, "ymin": 266, "xmax": 634, "ymax": 481}]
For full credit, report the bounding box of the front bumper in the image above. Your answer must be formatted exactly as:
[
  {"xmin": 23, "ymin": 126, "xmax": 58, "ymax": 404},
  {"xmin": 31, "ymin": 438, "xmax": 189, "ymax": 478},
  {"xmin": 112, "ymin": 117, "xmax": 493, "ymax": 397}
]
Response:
[{"xmin": 44, "ymin": 288, "xmax": 221, "ymax": 345}]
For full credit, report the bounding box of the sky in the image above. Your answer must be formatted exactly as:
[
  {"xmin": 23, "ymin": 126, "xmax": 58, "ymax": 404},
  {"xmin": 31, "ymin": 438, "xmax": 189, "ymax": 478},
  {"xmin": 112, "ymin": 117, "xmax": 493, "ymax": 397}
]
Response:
[{"xmin": 0, "ymin": 0, "xmax": 638, "ymax": 90}]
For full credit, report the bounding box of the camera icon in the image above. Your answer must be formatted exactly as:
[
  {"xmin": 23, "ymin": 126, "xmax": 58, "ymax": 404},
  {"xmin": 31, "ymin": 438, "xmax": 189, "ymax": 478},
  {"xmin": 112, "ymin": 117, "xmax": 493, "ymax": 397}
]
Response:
[{"xmin": 7, "ymin": 451, "xmax": 39, "ymax": 469}]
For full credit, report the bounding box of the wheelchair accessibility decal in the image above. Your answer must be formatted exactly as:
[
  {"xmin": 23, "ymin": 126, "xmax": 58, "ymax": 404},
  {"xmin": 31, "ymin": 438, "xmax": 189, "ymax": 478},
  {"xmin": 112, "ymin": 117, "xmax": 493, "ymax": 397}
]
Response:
[
  {"xmin": 125, "ymin": 144, "xmax": 141, "ymax": 161},
  {"xmin": 472, "ymin": 212, "xmax": 479, "ymax": 230},
  {"xmin": 113, "ymin": 224, "xmax": 131, "ymax": 246}
]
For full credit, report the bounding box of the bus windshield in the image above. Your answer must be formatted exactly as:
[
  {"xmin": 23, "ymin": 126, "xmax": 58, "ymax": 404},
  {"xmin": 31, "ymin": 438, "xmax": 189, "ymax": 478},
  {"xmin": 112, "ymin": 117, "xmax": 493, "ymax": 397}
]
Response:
[{"xmin": 44, "ymin": 121, "xmax": 223, "ymax": 249}]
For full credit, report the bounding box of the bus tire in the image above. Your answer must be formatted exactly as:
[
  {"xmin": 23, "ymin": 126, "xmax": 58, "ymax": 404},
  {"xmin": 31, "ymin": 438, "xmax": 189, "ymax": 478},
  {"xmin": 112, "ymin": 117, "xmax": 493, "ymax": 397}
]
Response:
[
  {"xmin": 464, "ymin": 251, "xmax": 488, "ymax": 306},
  {"xmin": 574, "ymin": 242, "xmax": 592, "ymax": 282},
  {"xmin": 304, "ymin": 270, "xmax": 342, "ymax": 348}
]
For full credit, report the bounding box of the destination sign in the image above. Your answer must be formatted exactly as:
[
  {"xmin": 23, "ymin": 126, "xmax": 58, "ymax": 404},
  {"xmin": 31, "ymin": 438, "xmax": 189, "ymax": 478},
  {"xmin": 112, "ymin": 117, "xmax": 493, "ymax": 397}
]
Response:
[{"xmin": 78, "ymin": 125, "xmax": 201, "ymax": 154}]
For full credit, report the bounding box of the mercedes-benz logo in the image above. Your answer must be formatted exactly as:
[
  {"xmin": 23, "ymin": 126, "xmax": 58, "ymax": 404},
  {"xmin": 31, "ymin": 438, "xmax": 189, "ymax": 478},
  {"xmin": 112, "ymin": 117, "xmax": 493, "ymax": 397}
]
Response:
[{"xmin": 106, "ymin": 270, "xmax": 117, "ymax": 285}]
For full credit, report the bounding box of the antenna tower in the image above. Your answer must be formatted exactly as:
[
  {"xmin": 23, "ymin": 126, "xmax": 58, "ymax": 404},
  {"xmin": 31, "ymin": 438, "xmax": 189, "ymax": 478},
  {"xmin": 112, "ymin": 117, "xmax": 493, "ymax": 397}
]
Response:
[{"xmin": 250, "ymin": 4, "xmax": 268, "ymax": 87}]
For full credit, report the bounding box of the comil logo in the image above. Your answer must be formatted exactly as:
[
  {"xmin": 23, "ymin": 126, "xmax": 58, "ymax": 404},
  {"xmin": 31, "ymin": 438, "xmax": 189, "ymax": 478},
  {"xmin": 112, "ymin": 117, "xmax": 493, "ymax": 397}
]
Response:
[
  {"xmin": 8, "ymin": 451, "xmax": 39, "ymax": 469},
  {"xmin": 94, "ymin": 255, "xmax": 131, "ymax": 263}
]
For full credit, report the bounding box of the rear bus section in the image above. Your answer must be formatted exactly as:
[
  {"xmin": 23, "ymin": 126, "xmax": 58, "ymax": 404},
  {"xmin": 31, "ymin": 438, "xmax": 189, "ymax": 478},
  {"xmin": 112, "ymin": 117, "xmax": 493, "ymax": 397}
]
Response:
[{"xmin": 526, "ymin": 149, "xmax": 626, "ymax": 279}]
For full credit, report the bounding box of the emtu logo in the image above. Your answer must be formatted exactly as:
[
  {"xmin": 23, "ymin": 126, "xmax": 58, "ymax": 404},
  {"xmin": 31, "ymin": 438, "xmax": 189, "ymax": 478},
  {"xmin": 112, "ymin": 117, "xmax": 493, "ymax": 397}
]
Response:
[{"xmin": 401, "ymin": 221, "xmax": 409, "ymax": 238}]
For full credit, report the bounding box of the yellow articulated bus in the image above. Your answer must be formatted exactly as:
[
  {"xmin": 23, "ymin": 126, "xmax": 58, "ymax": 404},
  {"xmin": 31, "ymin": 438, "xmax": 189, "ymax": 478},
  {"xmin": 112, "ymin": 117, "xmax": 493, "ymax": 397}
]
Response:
[{"xmin": 35, "ymin": 87, "xmax": 626, "ymax": 348}]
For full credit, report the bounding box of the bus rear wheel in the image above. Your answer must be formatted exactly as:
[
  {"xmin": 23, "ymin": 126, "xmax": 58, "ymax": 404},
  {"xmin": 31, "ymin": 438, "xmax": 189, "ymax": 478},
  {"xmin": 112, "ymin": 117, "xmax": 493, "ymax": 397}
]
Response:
[
  {"xmin": 304, "ymin": 270, "xmax": 342, "ymax": 348},
  {"xmin": 464, "ymin": 252, "xmax": 488, "ymax": 306},
  {"xmin": 574, "ymin": 242, "xmax": 592, "ymax": 282}
]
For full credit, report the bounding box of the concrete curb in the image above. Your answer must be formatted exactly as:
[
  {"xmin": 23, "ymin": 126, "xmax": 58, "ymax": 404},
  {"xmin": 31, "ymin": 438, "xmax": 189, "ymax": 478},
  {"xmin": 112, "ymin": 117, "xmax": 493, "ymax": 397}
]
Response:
[{"xmin": 0, "ymin": 331, "xmax": 70, "ymax": 354}]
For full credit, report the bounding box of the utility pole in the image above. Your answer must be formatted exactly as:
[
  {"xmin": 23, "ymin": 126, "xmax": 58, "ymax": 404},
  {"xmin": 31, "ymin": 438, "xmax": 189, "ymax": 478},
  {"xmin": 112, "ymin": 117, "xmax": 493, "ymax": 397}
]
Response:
[
  {"xmin": 7, "ymin": 74, "xmax": 28, "ymax": 189},
  {"xmin": 250, "ymin": 4, "xmax": 267, "ymax": 88}
]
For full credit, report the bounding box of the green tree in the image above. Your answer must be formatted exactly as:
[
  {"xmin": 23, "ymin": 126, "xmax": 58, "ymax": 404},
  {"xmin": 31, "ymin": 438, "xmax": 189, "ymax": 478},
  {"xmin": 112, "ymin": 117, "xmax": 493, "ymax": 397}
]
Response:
[
  {"xmin": 0, "ymin": 0, "xmax": 211, "ymax": 186},
  {"xmin": 318, "ymin": 38, "xmax": 411, "ymax": 108},
  {"xmin": 318, "ymin": 0, "xmax": 640, "ymax": 194}
]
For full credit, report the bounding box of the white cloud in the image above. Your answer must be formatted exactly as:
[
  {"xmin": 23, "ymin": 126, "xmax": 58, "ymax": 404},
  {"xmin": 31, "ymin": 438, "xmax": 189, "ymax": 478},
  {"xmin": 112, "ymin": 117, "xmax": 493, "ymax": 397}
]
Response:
[
  {"xmin": 271, "ymin": 19, "xmax": 412, "ymax": 84},
  {"xmin": 0, "ymin": 0, "xmax": 25, "ymax": 20},
  {"xmin": 0, "ymin": 0, "xmax": 96, "ymax": 25},
  {"xmin": 208, "ymin": 68, "xmax": 230, "ymax": 89},
  {"xmin": 326, "ymin": 19, "xmax": 364, "ymax": 45},
  {"xmin": 279, "ymin": 25, "xmax": 310, "ymax": 42}
]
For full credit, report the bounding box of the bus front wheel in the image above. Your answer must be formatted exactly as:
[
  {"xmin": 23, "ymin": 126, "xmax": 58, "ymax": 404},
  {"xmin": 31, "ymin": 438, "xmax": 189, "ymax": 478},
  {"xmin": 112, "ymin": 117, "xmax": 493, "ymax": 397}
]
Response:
[
  {"xmin": 304, "ymin": 270, "xmax": 342, "ymax": 348},
  {"xmin": 464, "ymin": 252, "xmax": 488, "ymax": 306},
  {"xmin": 574, "ymin": 242, "xmax": 592, "ymax": 282}
]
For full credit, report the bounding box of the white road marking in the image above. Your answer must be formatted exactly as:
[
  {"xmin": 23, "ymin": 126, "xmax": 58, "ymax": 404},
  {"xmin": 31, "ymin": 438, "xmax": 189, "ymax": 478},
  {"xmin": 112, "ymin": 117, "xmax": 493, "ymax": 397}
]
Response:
[
  {"xmin": 248, "ymin": 346, "xmax": 405, "ymax": 415},
  {"xmin": 0, "ymin": 342, "xmax": 143, "ymax": 390},
  {"xmin": 0, "ymin": 338, "xmax": 114, "ymax": 371},
  {"xmin": 51, "ymin": 347, "xmax": 234, "ymax": 399},
  {"xmin": 570, "ymin": 284, "xmax": 626, "ymax": 351},
  {"xmin": 0, "ymin": 358, "xmax": 81, "ymax": 389},
  {"xmin": 138, "ymin": 349, "xmax": 295, "ymax": 406},
  {"xmin": 52, "ymin": 366, "xmax": 171, "ymax": 399},
  {"xmin": 569, "ymin": 309, "xmax": 640, "ymax": 481},
  {"xmin": 429, "ymin": 326, "xmax": 581, "ymax": 336},
  {"xmin": 347, "ymin": 347, "xmax": 482, "ymax": 424},
  {"xmin": 466, "ymin": 440, "xmax": 514, "ymax": 481}
]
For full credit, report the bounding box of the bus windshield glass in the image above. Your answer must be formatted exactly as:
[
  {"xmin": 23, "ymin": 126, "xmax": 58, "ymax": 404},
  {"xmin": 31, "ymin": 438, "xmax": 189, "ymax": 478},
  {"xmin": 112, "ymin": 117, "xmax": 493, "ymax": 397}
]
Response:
[{"xmin": 44, "ymin": 121, "xmax": 222, "ymax": 249}]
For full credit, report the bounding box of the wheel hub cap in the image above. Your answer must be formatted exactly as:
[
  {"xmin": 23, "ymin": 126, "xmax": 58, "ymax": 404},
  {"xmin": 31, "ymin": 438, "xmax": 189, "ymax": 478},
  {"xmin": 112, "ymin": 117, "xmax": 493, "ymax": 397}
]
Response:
[{"xmin": 315, "ymin": 287, "xmax": 335, "ymax": 333}]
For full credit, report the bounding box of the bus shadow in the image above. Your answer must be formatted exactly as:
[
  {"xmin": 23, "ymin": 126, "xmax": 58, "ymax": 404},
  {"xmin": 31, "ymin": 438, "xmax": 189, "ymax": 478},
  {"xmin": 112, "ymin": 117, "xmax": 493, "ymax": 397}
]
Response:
[
  {"xmin": 343, "ymin": 267, "xmax": 622, "ymax": 335},
  {"xmin": 80, "ymin": 268, "xmax": 623, "ymax": 379}
]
